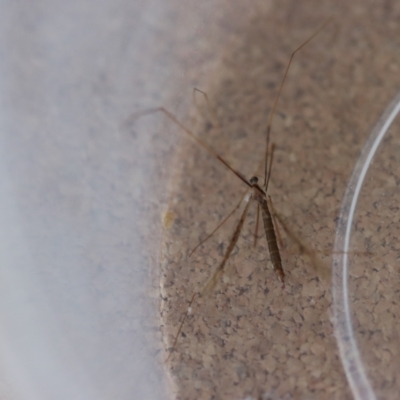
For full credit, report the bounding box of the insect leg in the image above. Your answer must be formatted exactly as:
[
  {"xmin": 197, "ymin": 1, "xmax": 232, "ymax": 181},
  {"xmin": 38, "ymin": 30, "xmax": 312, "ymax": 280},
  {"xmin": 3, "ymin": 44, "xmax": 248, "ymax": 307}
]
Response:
[
  {"xmin": 267, "ymin": 196, "xmax": 330, "ymax": 280},
  {"xmin": 189, "ymin": 188, "xmax": 249, "ymax": 257},
  {"xmin": 201, "ymin": 193, "xmax": 253, "ymax": 296}
]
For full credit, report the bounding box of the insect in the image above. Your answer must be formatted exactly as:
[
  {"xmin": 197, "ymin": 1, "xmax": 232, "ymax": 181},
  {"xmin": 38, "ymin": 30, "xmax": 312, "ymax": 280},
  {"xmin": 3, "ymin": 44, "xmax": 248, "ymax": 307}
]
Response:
[{"xmin": 126, "ymin": 19, "xmax": 332, "ymax": 358}]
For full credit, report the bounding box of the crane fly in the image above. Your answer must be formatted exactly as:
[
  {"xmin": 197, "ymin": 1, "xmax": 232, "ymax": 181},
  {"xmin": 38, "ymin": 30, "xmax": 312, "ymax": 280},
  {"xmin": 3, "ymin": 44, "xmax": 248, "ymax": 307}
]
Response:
[{"xmin": 126, "ymin": 19, "xmax": 332, "ymax": 359}]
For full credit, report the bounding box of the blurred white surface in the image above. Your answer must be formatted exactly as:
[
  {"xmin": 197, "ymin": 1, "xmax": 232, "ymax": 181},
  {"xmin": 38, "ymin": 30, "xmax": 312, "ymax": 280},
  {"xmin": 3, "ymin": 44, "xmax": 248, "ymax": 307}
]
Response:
[{"xmin": 0, "ymin": 0, "xmax": 220, "ymax": 398}]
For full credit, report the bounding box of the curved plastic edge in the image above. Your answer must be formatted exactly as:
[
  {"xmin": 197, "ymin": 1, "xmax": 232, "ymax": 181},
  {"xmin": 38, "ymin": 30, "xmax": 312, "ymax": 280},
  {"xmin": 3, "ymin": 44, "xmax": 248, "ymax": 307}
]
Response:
[{"xmin": 332, "ymin": 91, "xmax": 400, "ymax": 400}]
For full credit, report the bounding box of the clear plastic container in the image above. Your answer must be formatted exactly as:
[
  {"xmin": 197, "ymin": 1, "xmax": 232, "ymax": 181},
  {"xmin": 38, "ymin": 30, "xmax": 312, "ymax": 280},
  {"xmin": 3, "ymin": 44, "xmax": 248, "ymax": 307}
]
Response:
[{"xmin": 333, "ymin": 92, "xmax": 400, "ymax": 400}]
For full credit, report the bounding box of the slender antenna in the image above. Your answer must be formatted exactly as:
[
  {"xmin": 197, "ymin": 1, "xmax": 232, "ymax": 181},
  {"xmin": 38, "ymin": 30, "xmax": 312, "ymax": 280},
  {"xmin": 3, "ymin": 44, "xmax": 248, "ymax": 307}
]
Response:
[{"xmin": 263, "ymin": 17, "xmax": 333, "ymax": 186}]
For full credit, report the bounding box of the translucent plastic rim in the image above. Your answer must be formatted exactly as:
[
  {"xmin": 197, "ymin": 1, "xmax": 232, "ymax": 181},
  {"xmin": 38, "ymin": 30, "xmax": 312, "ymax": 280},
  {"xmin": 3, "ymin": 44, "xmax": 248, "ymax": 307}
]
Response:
[{"xmin": 332, "ymin": 91, "xmax": 400, "ymax": 400}]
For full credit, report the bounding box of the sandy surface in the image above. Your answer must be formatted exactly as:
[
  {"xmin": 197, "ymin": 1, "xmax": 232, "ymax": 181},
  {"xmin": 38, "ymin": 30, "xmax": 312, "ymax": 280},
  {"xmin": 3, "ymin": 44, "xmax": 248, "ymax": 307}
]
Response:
[{"xmin": 156, "ymin": 0, "xmax": 400, "ymax": 399}]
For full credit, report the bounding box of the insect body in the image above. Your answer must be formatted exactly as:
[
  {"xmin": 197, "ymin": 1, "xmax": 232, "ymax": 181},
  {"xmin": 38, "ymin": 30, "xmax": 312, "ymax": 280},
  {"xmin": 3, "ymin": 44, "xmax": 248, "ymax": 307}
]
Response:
[
  {"xmin": 201, "ymin": 151, "xmax": 283, "ymax": 298},
  {"xmin": 252, "ymin": 178, "xmax": 285, "ymax": 285},
  {"xmin": 126, "ymin": 19, "xmax": 332, "ymax": 358}
]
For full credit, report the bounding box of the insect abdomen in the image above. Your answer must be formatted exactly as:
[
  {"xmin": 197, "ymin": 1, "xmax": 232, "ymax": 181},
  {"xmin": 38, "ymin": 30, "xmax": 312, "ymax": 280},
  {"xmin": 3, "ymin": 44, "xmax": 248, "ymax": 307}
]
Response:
[{"xmin": 261, "ymin": 200, "xmax": 285, "ymax": 284}]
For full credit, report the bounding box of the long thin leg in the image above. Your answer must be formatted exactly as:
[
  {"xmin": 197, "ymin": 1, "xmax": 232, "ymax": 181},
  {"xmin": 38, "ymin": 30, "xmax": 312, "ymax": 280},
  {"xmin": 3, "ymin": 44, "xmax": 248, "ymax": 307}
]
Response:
[
  {"xmin": 263, "ymin": 18, "xmax": 333, "ymax": 186},
  {"xmin": 167, "ymin": 195, "xmax": 252, "ymax": 359},
  {"xmin": 166, "ymin": 292, "xmax": 197, "ymax": 361},
  {"xmin": 267, "ymin": 196, "xmax": 330, "ymax": 279},
  {"xmin": 189, "ymin": 189, "xmax": 249, "ymax": 257},
  {"xmin": 268, "ymin": 198, "xmax": 371, "ymax": 259},
  {"xmin": 201, "ymin": 193, "xmax": 252, "ymax": 296},
  {"xmin": 125, "ymin": 107, "xmax": 251, "ymax": 188}
]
